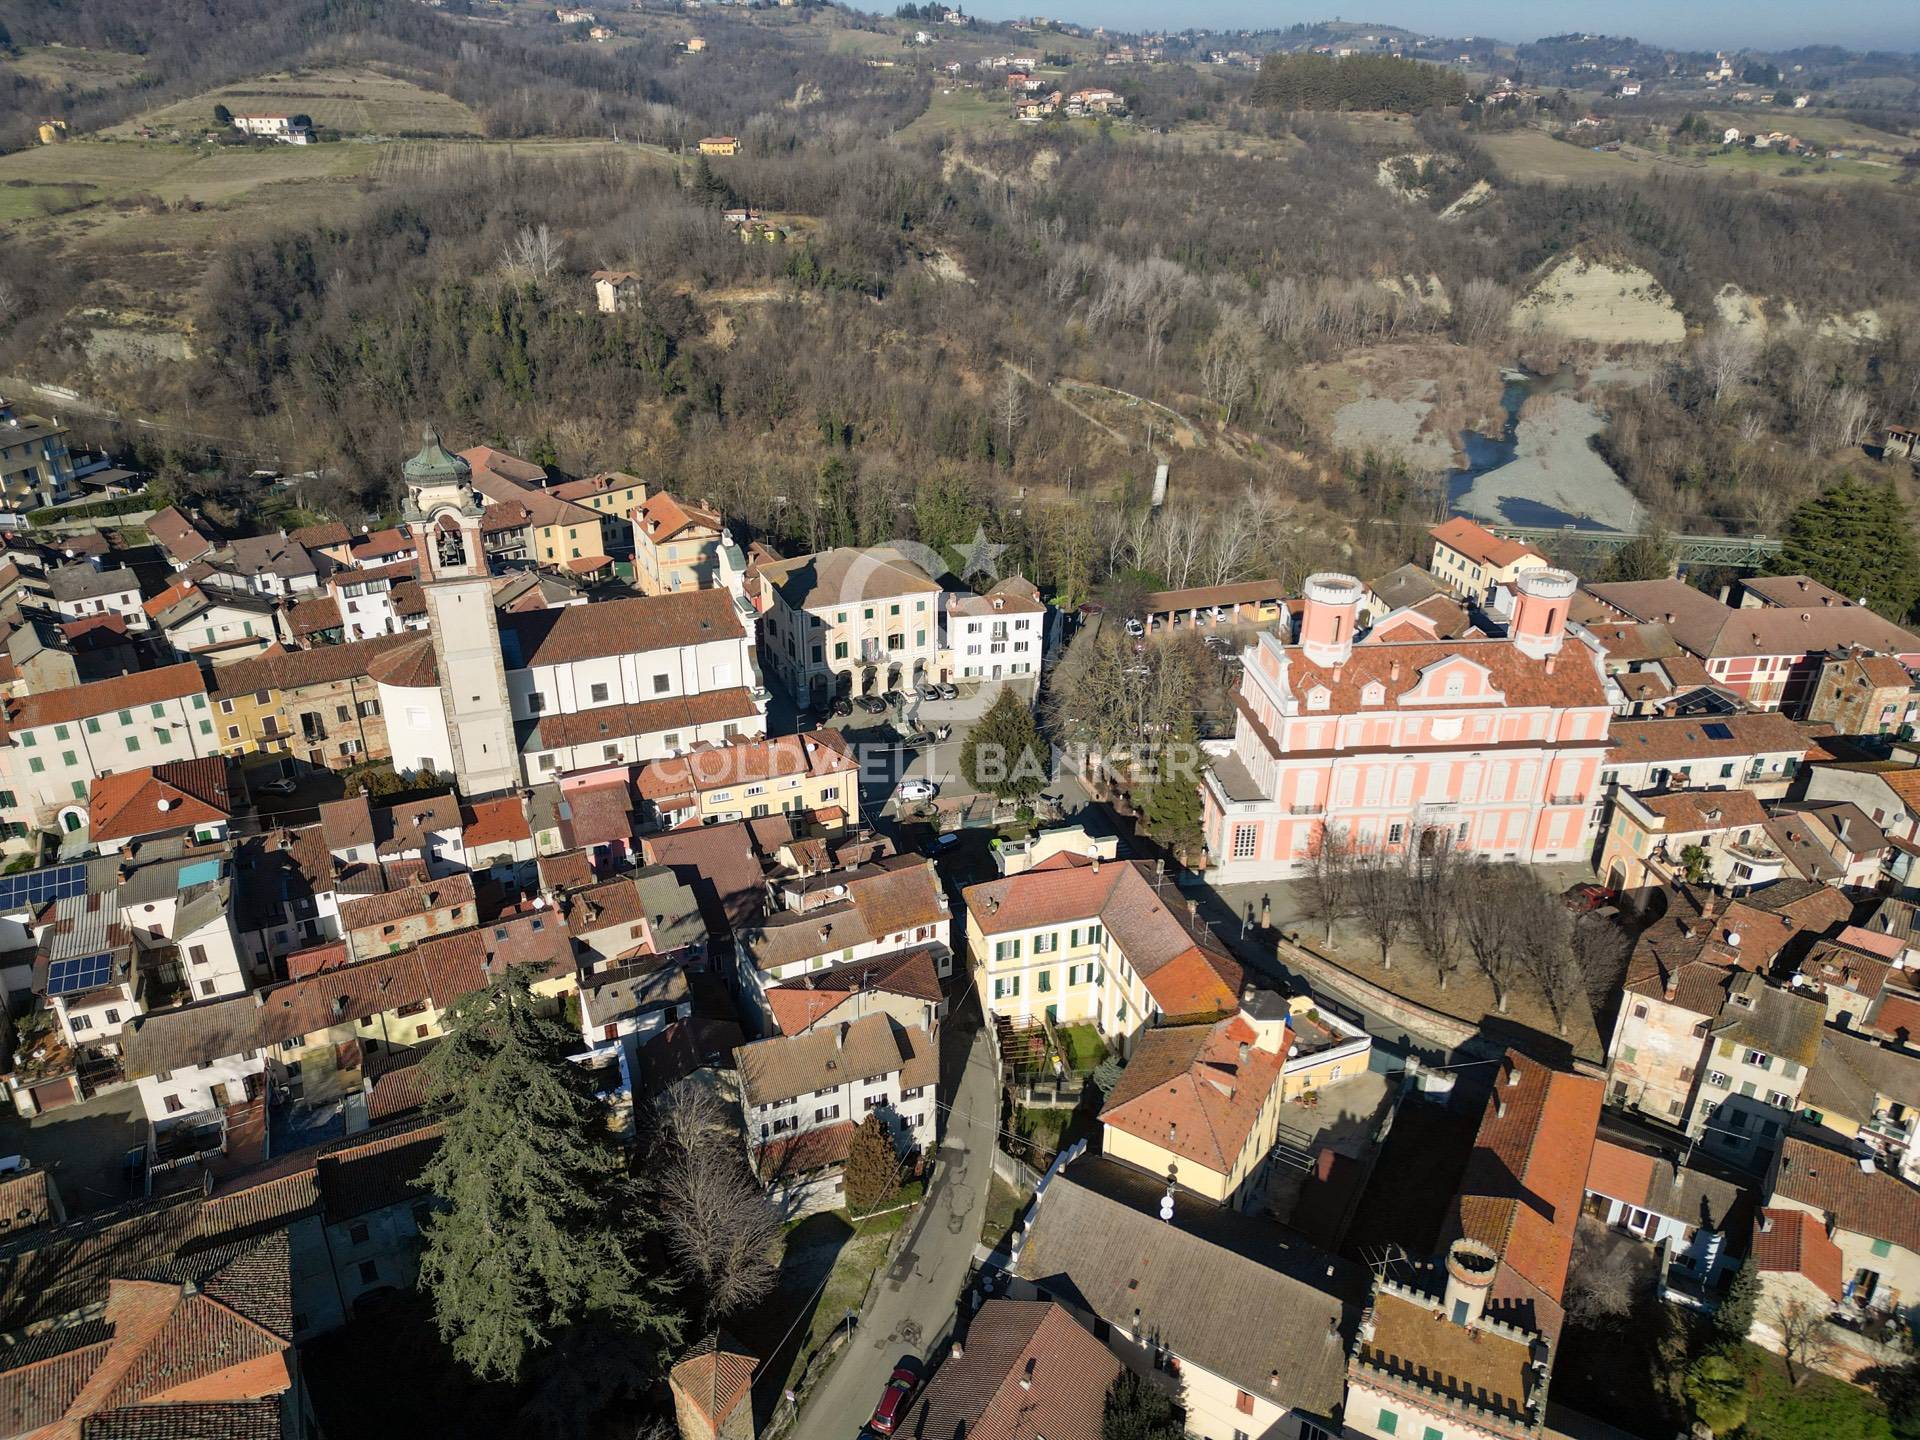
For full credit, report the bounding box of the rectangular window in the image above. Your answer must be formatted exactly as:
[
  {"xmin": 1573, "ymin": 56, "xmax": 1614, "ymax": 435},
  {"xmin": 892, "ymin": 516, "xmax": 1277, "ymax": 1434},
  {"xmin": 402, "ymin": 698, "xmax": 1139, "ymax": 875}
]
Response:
[
  {"xmin": 993, "ymin": 976, "xmax": 1020, "ymax": 999},
  {"xmin": 590, "ymin": 682, "xmax": 609, "ymax": 702},
  {"xmin": 125, "ymin": 736, "xmax": 140, "ymax": 753},
  {"xmin": 1087, "ymin": 924, "xmax": 1104, "ymax": 946},
  {"xmin": 1378, "ymin": 1412, "xmax": 1398, "ymax": 1437},
  {"xmin": 1037, "ymin": 971, "xmax": 1052, "ymax": 993},
  {"xmin": 1872, "ymin": 1238, "xmax": 1892, "ymax": 1258},
  {"xmin": 1034, "ymin": 933, "xmax": 1058, "ymax": 954},
  {"xmin": 1744, "ymin": 1050, "xmax": 1771, "ymax": 1070},
  {"xmin": 994, "ymin": 939, "xmax": 1021, "ymax": 962},
  {"xmin": 1232, "ymin": 825, "xmax": 1257, "ymax": 859}
]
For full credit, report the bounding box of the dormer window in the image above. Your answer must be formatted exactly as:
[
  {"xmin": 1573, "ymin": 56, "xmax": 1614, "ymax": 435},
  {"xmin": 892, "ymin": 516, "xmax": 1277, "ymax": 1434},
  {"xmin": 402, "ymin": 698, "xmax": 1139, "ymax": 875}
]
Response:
[
  {"xmin": 1361, "ymin": 682, "xmax": 1385, "ymax": 707},
  {"xmin": 1306, "ymin": 686, "xmax": 1330, "ymax": 711},
  {"xmin": 1445, "ymin": 675, "xmax": 1465, "ymax": 697}
]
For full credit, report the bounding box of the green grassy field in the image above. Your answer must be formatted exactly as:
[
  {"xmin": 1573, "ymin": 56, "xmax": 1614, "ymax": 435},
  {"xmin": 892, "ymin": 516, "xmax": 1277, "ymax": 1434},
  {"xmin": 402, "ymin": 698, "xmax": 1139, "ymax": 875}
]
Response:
[
  {"xmin": 4, "ymin": 45, "xmax": 149, "ymax": 90},
  {"xmin": 897, "ymin": 85, "xmax": 1014, "ymax": 140},
  {"xmin": 0, "ymin": 139, "xmax": 380, "ymax": 222},
  {"xmin": 117, "ymin": 66, "xmax": 483, "ymax": 137},
  {"xmin": 1482, "ymin": 127, "xmax": 1912, "ymax": 188}
]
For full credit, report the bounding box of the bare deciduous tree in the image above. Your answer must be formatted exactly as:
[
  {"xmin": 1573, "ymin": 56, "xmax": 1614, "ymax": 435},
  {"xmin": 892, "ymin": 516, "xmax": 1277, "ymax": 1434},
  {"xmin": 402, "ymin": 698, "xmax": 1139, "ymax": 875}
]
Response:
[
  {"xmin": 1407, "ymin": 826, "xmax": 1466, "ymax": 991},
  {"xmin": 1200, "ymin": 317, "xmax": 1259, "ymax": 426},
  {"xmin": 1457, "ymin": 861, "xmax": 1528, "ymax": 1012},
  {"xmin": 996, "ymin": 368, "xmax": 1028, "ymax": 459},
  {"xmin": 502, "ymin": 222, "xmax": 566, "ymax": 280},
  {"xmin": 1452, "ymin": 278, "xmax": 1512, "ymax": 349},
  {"xmin": 650, "ymin": 1079, "xmax": 780, "ymax": 1326},
  {"xmin": 1773, "ymin": 1295, "xmax": 1837, "ymax": 1387},
  {"xmin": 1349, "ymin": 842, "xmax": 1410, "ymax": 972},
  {"xmin": 1696, "ymin": 325, "xmax": 1760, "ymax": 409},
  {"xmin": 1519, "ymin": 885, "xmax": 1582, "ymax": 1034},
  {"xmin": 1565, "ymin": 1215, "xmax": 1643, "ymax": 1324},
  {"xmin": 1303, "ymin": 823, "xmax": 1357, "ymax": 947}
]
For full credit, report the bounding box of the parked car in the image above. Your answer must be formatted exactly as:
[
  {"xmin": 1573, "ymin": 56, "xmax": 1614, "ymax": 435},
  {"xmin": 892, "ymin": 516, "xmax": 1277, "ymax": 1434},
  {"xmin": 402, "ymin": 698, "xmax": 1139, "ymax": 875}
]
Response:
[
  {"xmin": 1124, "ymin": 617, "xmax": 1145, "ymax": 637},
  {"xmin": 897, "ymin": 778, "xmax": 939, "ymax": 802},
  {"xmin": 857, "ymin": 695, "xmax": 888, "ymax": 715},
  {"xmin": 936, "ymin": 682, "xmax": 959, "ymax": 700},
  {"xmin": 924, "ymin": 831, "xmax": 960, "ymax": 855},
  {"xmin": 882, "ymin": 688, "xmax": 907, "ymax": 708},
  {"xmin": 918, "ymin": 683, "xmax": 943, "ymax": 702},
  {"xmin": 1563, "ymin": 883, "xmax": 1618, "ymax": 913},
  {"xmin": 830, "ymin": 696, "xmax": 854, "ymax": 718},
  {"xmin": 868, "ymin": 1365, "xmax": 920, "ymax": 1436},
  {"xmin": 257, "ymin": 776, "xmax": 298, "ymax": 796}
]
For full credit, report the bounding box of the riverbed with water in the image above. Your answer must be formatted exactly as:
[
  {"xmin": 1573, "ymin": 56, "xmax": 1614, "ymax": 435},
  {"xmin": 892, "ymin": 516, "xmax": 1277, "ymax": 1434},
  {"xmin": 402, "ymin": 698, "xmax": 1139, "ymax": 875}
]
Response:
[{"xmin": 1443, "ymin": 368, "xmax": 1643, "ymax": 533}]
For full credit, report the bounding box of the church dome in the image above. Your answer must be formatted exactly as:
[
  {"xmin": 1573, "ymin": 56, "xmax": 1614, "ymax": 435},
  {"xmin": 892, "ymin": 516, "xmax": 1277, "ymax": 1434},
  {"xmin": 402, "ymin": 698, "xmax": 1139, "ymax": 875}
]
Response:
[{"xmin": 403, "ymin": 425, "xmax": 471, "ymax": 483}]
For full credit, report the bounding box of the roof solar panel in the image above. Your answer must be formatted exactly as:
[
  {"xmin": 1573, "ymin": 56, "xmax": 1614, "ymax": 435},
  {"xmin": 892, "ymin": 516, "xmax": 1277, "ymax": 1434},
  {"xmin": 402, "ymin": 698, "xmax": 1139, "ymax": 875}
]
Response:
[
  {"xmin": 1702, "ymin": 722, "xmax": 1735, "ymax": 740},
  {"xmin": 46, "ymin": 953, "xmax": 114, "ymax": 997},
  {"xmin": 0, "ymin": 863, "xmax": 88, "ymax": 914}
]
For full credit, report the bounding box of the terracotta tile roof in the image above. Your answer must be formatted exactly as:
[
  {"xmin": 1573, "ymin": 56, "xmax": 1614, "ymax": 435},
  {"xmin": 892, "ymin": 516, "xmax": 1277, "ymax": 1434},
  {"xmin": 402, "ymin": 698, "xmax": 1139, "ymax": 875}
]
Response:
[
  {"xmin": 531, "ymin": 688, "xmax": 759, "ymax": 750},
  {"xmin": 1586, "ymin": 620, "xmax": 1680, "ymax": 665},
  {"xmin": 538, "ymin": 849, "xmax": 595, "ymax": 894},
  {"xmin": 1099, "ymin": 1015, "xmax": 1285, "ymax": 1178},
  {"xmin": 338, "ymin": 872, "xmax": 475, "ymax": 932},
  {"xmin": 1590, "ymin": 577, "xmax": 1920, "ymax": 661},
  {"xmin": 963, "ymin": 859, "xmax": 1240, "ymax": 1019},
  {"xmin": 0, "ymin": 1168, "xmax": 55, "ymax": 1235},
  {"xmin": 1145, "ymin": 578, "xmax": 1291, "ymax": 613},
  {"xmin": 149, "ymin": 507, "xmax": 215, "ymax": 565},
  {"xmin": 765, "ymin": 944, "xmax": 944, "ymax": 1036},
  {"xmin": 899, "ymin": 1300, "xmax": 1119, "ymax": 1440},
  {"xmin": 265, "ymin": 631, "xmax": 415, "ymax": 692},
  {"xmin": 1639, "ymin": 788, "xmax": 1768, "ymax": 832},
  {"xmin": 641, "ymin": 821, "xmax": 770, "ymax": 935},
  {"xmin": 549, "ymin": 471, "xmax": 644, "ymax": 504},
  {"xmin": 735, "ymin": 1014, "xmax": 938, "ymax": 1107},
  {"xmin": 670, "ymin": 1332, "xmax": 757, "ymax": 1428},
  {"xmin": 637, "ymin": 729, "xmax": 851, "ymax": 804},
  {"xmin": 558, "ymin": 780, "xmax": 637, "ymax": 850},
  {"xmin": 461, "ymin": 796, "xmax": 530, "ymax": 848},
  {"xmin": 289, "ymin": 521, "xmax": 349, "ymax": 550},
  {"xmin": 460, "ymin": 445, "xmax": 548, "ymax": 488},
  {"xmin": 349, "ymin": 527, "xmax": 413, "ymax": 561},
  {"xmin": 756, "ymin": 545, "xmax": 942, "ymax": 612},
  {"xmin": 1582, "ymin": 1136, "xmax": 1752, "ymax": 1233},
  {"xmin": 315, "ymin": 1119, "xmax": 443, "ymax": 1226},
  {"xmin": 744, "ymin": 856, "xmax": 945, "ymax": 973},
  {"xmin": 1711, "ymin": 972, "xmax": 1826, "ymax": 1069},
  {"xmin": 500, "ymin": 589, "xmax": 743, "ymax": 668},
  {"xmin": 636, "ymin": 491, "xmax": 721, "ymax": 545},
  {"xmin": 754, "ymin": 1121, "xmax": 854, "ymax": 1182},
  {"xmin": 1446, "ymin": 1052, "xmax": 1603, "ymax": 1346},
  {"xmin": 1429, "ymin": 516, "xmax": 1546, "ymax": 570},
  {"xmin": 1272, "ymin": 633, "xmax": 1609, "ymax": 716},
  {"xmin": 88, "ymin": 759, "xmax": 234, "ymax": 843},
  {"xmin": 564, "ymin": 554, "xmax": 613, "ymax": 575},
  {"xmin": 1606, "ymin": 712, "xmax": 1813, "ymax": 765},
  {"xmin": 1802, "ymin": 1026, "xmax": 1920, "ymax": 1129},
  {"xmin": 1752, "ymin": 1207, "xmax": 1844, "ymax": 1301},
  {"xmin": 364, "ymin": 635, "xmax": 437, "ymax": 689},
  {"xmin": 318, "ymin": 795, "xmax": 374, "ymax": 852},
  {"xmin": 1772, "ymin": 1134, "xmax": 1920, "ymax": 1253},
  {"xmin": 375, "ymin": 794, "xmax": 462, "ymax": 853},
  {"xmin": 5, "ymin": 662, "xmax": 205, "ymax": 732},
  {"xmin": 286, "ymin": 594, "xmax": 342, "ymax": 638}
]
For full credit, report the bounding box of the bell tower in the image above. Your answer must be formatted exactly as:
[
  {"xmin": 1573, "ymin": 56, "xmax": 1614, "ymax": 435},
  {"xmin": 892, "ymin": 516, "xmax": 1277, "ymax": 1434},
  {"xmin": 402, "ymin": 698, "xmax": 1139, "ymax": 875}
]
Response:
[{"xmin": 402, "ymin": 427, "xmax": 520, "ymax": 798}]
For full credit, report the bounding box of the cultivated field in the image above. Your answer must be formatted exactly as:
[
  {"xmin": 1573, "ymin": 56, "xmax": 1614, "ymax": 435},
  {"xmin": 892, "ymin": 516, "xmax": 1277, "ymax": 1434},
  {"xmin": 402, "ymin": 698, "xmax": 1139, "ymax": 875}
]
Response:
[
  {"xmin": 0, "ymin": 139, "xmax": 380, "ymax": 224},
  {"xmin": 1483, "ymin": 126, "xmax": 1915, "ymax": 188},
  {"xmin": 897, "ymin": 86, "xmax": 1014, "ymax": 141},
  {"xmin": 116, "ymin": 66, "xmax": 483, "ymax": 137},
  {"xmin": 4, "ymin": 45, "xmax": 149, "ymax": 90}
]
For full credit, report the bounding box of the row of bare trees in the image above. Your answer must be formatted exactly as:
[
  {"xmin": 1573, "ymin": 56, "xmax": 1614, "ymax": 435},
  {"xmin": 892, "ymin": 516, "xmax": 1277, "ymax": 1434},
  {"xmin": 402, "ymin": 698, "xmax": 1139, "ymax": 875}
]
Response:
[{"xmin": 1302, "ymin": 823, "xmax": 1606, "ymax": 1034}]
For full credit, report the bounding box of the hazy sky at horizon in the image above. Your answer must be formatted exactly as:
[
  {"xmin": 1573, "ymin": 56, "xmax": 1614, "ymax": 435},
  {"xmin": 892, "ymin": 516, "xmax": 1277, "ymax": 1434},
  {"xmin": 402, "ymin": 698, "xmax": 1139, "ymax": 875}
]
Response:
[{"xmin": 958, "ymin": 2, "xmax": 1920, "ymax": 54}]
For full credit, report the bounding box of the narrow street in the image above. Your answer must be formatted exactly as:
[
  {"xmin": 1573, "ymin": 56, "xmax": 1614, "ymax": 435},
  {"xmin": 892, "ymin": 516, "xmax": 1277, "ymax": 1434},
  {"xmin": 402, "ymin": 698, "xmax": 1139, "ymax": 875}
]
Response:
[{"xmin": 785, "ymin": 1010, "xmax": 1000, "ymax": 1440}]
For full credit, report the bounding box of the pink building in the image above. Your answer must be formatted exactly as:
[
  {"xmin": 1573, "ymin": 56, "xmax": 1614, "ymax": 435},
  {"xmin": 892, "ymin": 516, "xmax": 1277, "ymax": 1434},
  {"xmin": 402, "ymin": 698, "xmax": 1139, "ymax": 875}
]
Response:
[{"xmin": 1202, "ymin": 571, "xmax": 1615, "ymax": 882}]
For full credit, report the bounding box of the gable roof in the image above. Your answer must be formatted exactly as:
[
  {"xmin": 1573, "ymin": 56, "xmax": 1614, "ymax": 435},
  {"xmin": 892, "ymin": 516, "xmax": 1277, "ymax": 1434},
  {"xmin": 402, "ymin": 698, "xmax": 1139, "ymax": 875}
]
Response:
[
  {"xmin": 764, "ymin": 944, "xmax": 945, "ymax": 1036},
  {"xmin": 757, "ymin": 545, "xmax": 942, "ymax": 612},
  {"xmin": 735, "ymin": 1014, "xmax": 938, "ymax": 1108},
  {"xmin": 1589, "ymin": 578, "xmax": 1920, "ymax": 661},
  {"xmin": 962, "ymin": 859, "xmax": 1241, "ymax": 1020},
  {"xmin": 1098, "ymin": 1015, "xmax": 1286, "ymax": 1179},
  {"xmin": 897, "ymin": 1300, "xmax": 1119, "ymax": 1440},
  {"xmin": 1445, "ymin": 1052, "xmax": 1603, "ymax": 1347},
  {"xmin": 1772, "ymin": 1134, "xmax": 1920, "ymax": 1254},
  {"xmin": 1012, "ymin": 1160, "xmax": 1354, "ymax": 1417},
  {"xmin": 636, "ymin": 491, "xmax": 722, "ymax": 545},
  {"xmin": 1429, "ymin": 517, "xmax": 1545, "ymax": 570},
  {"xmin": 670, "ymin": 1332, "xmax": 757, "ymax": 1429},
  {"xmin": 1752, "ymin": 1207, "xmax": 1844, "ymax": 1301},
  {"xmin": 88, "ymin": 760, "xmax": 233, "ymax": 843},
  {"xmin": 499, "ymin": 589, "xmax": 742, "ymax": 669},
  {"xmin": 6, "ymin": 662, "xmax": 205, "ymax": 733},
  {"xmin": 148, "ymin": 508, "xmax": 215, "ymax": 565}
]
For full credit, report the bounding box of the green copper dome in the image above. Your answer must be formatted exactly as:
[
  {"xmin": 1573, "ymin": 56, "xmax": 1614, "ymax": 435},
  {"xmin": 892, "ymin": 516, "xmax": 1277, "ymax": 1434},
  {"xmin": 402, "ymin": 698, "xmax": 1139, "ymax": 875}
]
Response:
[{"xmin": 403, "ymin": 425, "xmax": 471, "ymax": 483}]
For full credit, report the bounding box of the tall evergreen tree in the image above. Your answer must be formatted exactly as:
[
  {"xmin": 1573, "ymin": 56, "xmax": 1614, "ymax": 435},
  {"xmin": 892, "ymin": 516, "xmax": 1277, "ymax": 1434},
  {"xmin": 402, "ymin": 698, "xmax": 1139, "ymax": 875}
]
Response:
[
  {"xmin": 960, "ymin": 688, "xmax": 1048, "ymax": 803},
  {"xmin": 416, "ymin": 967, "xmax": 681, "ymax": 1382},
  {"xmin": 1770, "ymin": 475, "xmax": 1920, "ymax": 620},
  {"xmin": 1137, "ymin": 712, "xmax": 1207, "ymax": 854},
  {"xmin": 1712, "ymin": 1257, "xmax": 1761, "ymax": 1349},
  {"xmin": 1102, "ymin": 1368, "xmax": 1184, "ymax": 1440}
]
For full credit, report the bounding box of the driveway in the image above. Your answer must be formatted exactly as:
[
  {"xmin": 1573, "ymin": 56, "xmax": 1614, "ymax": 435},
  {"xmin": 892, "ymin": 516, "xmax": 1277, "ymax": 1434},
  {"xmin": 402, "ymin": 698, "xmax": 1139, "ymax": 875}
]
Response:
[{"xmin": 786, "ymin": 1009, "xmax": 1000, "ymax": 1440}]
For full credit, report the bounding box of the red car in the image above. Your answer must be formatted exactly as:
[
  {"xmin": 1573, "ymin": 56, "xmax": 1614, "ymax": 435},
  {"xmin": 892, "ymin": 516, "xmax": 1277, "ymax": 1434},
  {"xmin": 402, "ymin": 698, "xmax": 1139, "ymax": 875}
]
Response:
[
  {"xmin": 1564, "ymin": 883, "xmax": 1618, "ymax": 913},
  {"xmin": 867, "ymin": 1365, "xmax": 919, "ymax": 1435}
]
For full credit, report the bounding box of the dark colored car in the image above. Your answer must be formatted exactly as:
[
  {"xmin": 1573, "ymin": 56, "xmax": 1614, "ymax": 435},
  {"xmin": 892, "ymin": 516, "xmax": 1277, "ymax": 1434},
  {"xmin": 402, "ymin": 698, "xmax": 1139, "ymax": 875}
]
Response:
[
  {"xmin": 830, "ymin": 696, "xmax": 854, "ymax": 718},
  {"xmin": 882, "ymin": 688, "xmax": 907, "ymax": 708},
  {"xmin": 868, "ymin": 1365, "xmax": 920, "ymax": 1436},
  {"xmin": 857, "ymin": 695, "xmax": 888, "ymax": 715}
]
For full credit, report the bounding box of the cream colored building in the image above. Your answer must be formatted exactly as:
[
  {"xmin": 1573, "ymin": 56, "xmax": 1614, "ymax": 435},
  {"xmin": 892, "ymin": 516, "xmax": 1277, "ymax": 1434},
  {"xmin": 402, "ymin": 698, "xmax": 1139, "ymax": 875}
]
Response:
[
  {"xmin": 1428, "ymin": 515, "xmax": 1550, "ymax": 600},
  {"xmin": 631, "ymin": 491, "xmax": 724, "ymax": 596},
  {"xmin": 754, "ymin": 545, "xmax": 943, "ymax": 703},
  {"xmin": 962, "ymin": 856, "xmax": 1242, "ymax": 1055},
  {"xmin": 635, "ymin": 729, "xmax": 859, "ymax": 832}
]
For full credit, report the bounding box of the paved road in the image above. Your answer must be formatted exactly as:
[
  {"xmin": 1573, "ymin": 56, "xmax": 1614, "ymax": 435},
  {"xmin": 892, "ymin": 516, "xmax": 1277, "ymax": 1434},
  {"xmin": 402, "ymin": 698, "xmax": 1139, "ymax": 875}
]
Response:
[{"xmin": 787, "ymin": 1016, "xmax": 1000, "ymax": 1440}]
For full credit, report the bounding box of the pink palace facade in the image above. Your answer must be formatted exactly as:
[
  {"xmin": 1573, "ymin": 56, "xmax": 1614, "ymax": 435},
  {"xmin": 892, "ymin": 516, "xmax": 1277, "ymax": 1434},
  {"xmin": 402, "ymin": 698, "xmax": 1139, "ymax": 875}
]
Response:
[{"xmin": 1202, "ymin": 570, "xmax": 1615, "ymax": 883}]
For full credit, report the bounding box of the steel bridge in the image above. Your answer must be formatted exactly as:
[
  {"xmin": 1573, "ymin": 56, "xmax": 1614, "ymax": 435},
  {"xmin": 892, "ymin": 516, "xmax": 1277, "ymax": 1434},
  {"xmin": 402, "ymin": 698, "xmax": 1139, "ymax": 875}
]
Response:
[{"xmin": 1488, "ymin": 526, "xmax": 1785, "ymax": 571}]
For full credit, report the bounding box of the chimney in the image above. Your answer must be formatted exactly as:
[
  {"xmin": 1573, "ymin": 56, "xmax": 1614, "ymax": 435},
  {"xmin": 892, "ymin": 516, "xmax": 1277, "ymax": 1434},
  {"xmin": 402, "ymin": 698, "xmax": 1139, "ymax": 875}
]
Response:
[
  {"xmin": 1167, "ymin": 1121, "xmax": 1178, "ymax": 1144},
  {"xmin": 1389, "ymin": 658, "xmax": 1401, "ymax": 682},
  {"xmin": 950, "ymin": 1341, "xmax": 964, "ymax": 1361},
  {"xmin": 836, "ymin": 1021, "xmax": 849, "ymax": 1050},
  {"xmin": 1494, "ymin": 1096, "xmax": 1508, "ymax": 1119},
  {"xmin": 1238, "ymin": 1041, "xmax": 1250, "ymax": 1065}
]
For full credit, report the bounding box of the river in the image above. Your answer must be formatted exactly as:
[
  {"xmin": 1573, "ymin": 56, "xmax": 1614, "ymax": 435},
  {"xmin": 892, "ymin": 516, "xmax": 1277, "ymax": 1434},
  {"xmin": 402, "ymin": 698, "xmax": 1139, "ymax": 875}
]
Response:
[{"xmin": 1444, "ymin": 368, "xmax": 1643, "ymax": 533}]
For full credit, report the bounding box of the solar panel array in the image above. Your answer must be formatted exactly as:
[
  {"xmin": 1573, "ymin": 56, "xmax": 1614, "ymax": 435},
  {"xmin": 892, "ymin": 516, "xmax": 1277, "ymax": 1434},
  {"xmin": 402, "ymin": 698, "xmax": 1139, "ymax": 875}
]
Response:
[
  {"xmin": 1702, "ymin": 722, "xmax": 1736, "ymax": 741},
  {"xmin": 0, "ymin": 864, "xmax": 89, "ymax": 914},
  {"xmin": 46, "ymin": 953, "xmax": 115, "ymax": 997}
]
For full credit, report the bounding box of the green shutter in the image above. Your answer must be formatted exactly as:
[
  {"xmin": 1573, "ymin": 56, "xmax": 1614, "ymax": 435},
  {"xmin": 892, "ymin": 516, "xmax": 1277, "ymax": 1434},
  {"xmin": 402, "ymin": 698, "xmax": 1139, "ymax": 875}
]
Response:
[
  {"xmin": 1872, "ymin": 1238, "xmax": 1892, "ymax": 1258},
  {"xmin": 1378, "ymin": 1411, "xmax": 1398, "ymax": 1436}
]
